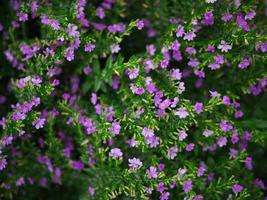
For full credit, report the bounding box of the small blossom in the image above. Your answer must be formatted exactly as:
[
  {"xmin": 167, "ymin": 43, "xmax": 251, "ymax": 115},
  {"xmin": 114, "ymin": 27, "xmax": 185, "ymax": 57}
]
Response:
[
  {"xmin": 84, "ymin": 43, "xmax": 96, "ymax": 52},
  {"xmin": 176, "ymin": 25, "xmax": 185, "ymax": 37},
  {"xmin": 170, "ymin": 69, "xmax": 182, "ymax": 80},
  {"xmin": 238, "ymin": 58, "xmax": 250, "ymax": 69},
  {"xmin": 110, "ymin": 44, "xmax": 120, "ymax": 54},
  {"xmin": 88, "ymin": 186, "xmax": 95, "ymax": 196},
  {"xmin": 32, "ymin": 118, "xmax": 46, "ymax": 129},
  {"xmin": 232, "ymin": 184, "xmax": 243, "ymax": 193},
  {"xmin": 185, "ymin": 143, "xmax": 195, "ymax": 152},
  {"xmin": 146, "ymin": 166, "xmax": 158, "ymax": 179},
  {"xmin": 203, "ymin": 129, "xmax": 213, "ymax": 137},
  {"xmin": 167, "ymin": 146, "xmax": 178, "ymax": 159},
  {"xmin": 183, "ymin": 180, "xmax": 193, "ymax": 193},
  {"xmin": 244, "ymin": 156, "xmax": 253, "ymax": 170},
  {"xmin": 146, "ymin": 44, "xmax": 156, "ymax": 55},
  {"xmin": 194, "ymin": 102, "xmax": 203, "ymax": 114},
  {"xmin": 178, "ymin": 130, "xmax": 187, "ymax": 141},
  {"xmin": 108, "ymin": 121, "xmax": 121, "ymax": 135},
  {"xmin": 128, "ymin": 157, "xmax": 142, "ymax": 170},
  {"xmin": 218, "ymin": 41, "xmax": 232, "ymax": 52},
  {"xmin": 175, "ymin": 107, "xmax": 189, "ymax": 119},
  {"xmin": 0, "ymin": 157, "xmax": 7, "ymax": 171},
  {"xmin": 127, "ymin": 68, "xmax": 139, "ymax": 79},
  {"xmin": 109, "ymin": 148, "xmax": 123, "ymax": 159},
  {"xmin": 217, "ymin": 136, "xmax": 227, "ymax": 147},
  {"xmin": 136, "ymin": 19, "xmax": 144, "ymax": 30},
  {"xmin": 66, "ymin": 24, "xmax": 80, "ymax": 38},
  {"xmin": 183, "ymin": 31, "xmax": 196, "ymax": 41},
  {"xmin": 71, "ymin": 160, "xmax": 84, "ymax": 171}
]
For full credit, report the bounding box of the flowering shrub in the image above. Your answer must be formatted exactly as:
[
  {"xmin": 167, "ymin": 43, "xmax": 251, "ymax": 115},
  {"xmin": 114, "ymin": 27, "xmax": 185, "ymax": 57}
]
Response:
[{"xmin": 0, "ymin": 0, "xmax": 267, "ymax": 199}]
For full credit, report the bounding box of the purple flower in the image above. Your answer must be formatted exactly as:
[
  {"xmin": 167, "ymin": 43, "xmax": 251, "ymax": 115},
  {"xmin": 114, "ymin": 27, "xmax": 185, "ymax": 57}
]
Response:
[
  {"xmin": 207, "ymin": 44, "xmax": 215, "ymax": 52},
  {"xmin": 83, "ymin": 66, "xmax": 92, "ymax": 74},
  {"xmin": 170, "ymin": 69, "xmax": 182, "ymax": 80},
  {"xmin": 146, "ymin": 44, "xmax": 156, "ymax": 55},
  {"xmin": 186, "ymin": 143, "xmax": 195, "ymax": 152},
  {"xmin": 107, "ymin": 23, "xmax": 126, "ymax": 33},
  {"xmin": 108, "ymin": 121, "xmax": 121, "ymax": 135},
  {"xmin": 0, "ymin": 157, "xmax": 7, "ymax": 171},
  {"xmin": 109, "ymin": 148, "xmax": 123, "ymax": 159},
  {"xmin": 183, "ymin": 31, "xmax": 196, "ymax": 41},
  {"xmin": 146, "ymin": 166, "xmax": 158, "ymax": 179},
  {"xmin": 175, "ymin": 107, "xmax": 189, "ymax": 119},
  {"xmin": 17, "ymin": 12, "xmax": 28, "ymax": 22},
  {"xmin": 193, "ymin": 195, "xmax": 204, "ymax": 200},
  {"xmin": 128, "ymin": 157, "xmax": 142, "ymax": 170},
  {"xmin": 159, "ymin": 99, "xmax": 171, "ymax": 110},
  {"xmin": 220, "ymin": 120, "xmax": 233, "ymax": 132},
  {"xmin": 217, "ymin": 136, "xmax": 227, "ymax": 147},
  {"xmin": 197, "ymin": 163, "xmax": 206, "ymax": 177},
  {"xmin": 208, "ymin": 63, "xmax": 220, "ymax": 70},
  {"xmin": 96, "ymin": 7, "xmax": 105, "ymax": 19},
  {"xmin": 176, "ymin": 25, "xmax": 185, "ymax": 37},
  {"xmin": 65, "ymin": 47, "xmax": 75, "ymax": 61},
  {"xmin": 66, "ymin": 24, "xmax": 80, "ymax": 38},
  {"xmin": 203, "ymin": 129, "xmax": 214, "ymax": 137},
  {"xmin": 88, "ymin": 186, "xmax": 95, "ymax": 196},
  {"xmin": 232, "ymin": 184, "xmax": 243, "ymax": 193},
  {"xmin": 186, "ymin": 47, "xmax": 196, "ymax": 55},
  {"xmin": 238, "ymin": 58, "xmax": 250, "ymax": 69},
  {"xmin": 135, "ymin": 87, "xmax": 145, "ymax": 95},
  {"xmin": 110, "ymin": 43, "xmax": 120, "ymax": 54},
  {"xmin": 84, "ymin": 43, "xmax": 96, "ymax": 52},
  {"xmin": 222, "ymin": 95, "xmax": 231, "ymax": 105},
  {"xmin": 170, "ymin": 40, "xmax": 181, "ymax": 51},
  {"xmin": 32, "ymin": 118, "xmax": 46, "ymax": 129},
  {"xmin": 16, "ymin": 177, "xmax": 25, "ymax": 186},
  {"xmin": 32, "ymin": 76, "xmax": 42, "ymax": 86},
  {"xmin": 194, "ymin": 102, "xmax": 203, "ymax": 114},
  {"xmin": 127, "ymin": 138, "xmax": 138, "ymax": 147},
  {"xmin": 183, "ymin": 180, "xmax": 193, "ymax": 193},
  {"xmin": 167, "ymin": 146, "xmax": 178, "ymax": 159},
  {"xmin": 218, "ymin": 41, "xmax": 232, "ymax": 52},
  {"xmin": 245, "ymin": 10, "xmax": 256, "ymax": 20},
  {"xmin": 136, "ymin": 19, "xmax": 144, "ymax": 30},
  {"xmin": 235, "ymin": 110, "xmax": 243, "ymax": 118},
  {"xmin": 214, "ymin": 55, "xmax": 224, "ymax": 65},
  {"xmin": 141, "ymin": 127, "xmax": 160, "ymax": 148},
  {"xmin": 229, "ymin": 148, "xmax": 238, "ymax": 158},
  {"xmin": 71, "ymin": 160, "xmax": 84, "ymax": 171},
  {"xmin": 221, "ymin": 13, "xmax": 233, "ymax": 22},
  {"xmin": 178, "ymin": 130, "xmax": 187, "ymax": 141},
  {"xmin": 231, "ymin": 133, "xmax": 239, "ymax": 144},
  {"xmin": 127, "ymin": 68, "xmax": 139, "ymax": 79},
  {"xmin": 254, "ymin": 178, "xmax": 266, "ymax": 189},
  {"xmin": 244, "ymin": 156, "xmax": 253, "ymax": 170},
  {"xmin": 188, "ymin": 58, "xmax": 200, "ymax": 68},
  {"xmin": 202, "ymin": 11, "xmax": 214, "ymax": 25},
  {"xmin": 236, "ymin": 15, "xmax": 250, "ymax": 31},
  {"xmin": 160, "ymin": 191, "xmax": 170, "ymax": 200}
]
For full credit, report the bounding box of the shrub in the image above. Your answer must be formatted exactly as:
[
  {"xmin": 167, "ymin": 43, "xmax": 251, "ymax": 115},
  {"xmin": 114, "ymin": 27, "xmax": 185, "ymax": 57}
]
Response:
[{"xmin": 0, "ymin": 0, "xmax": 267, "ymax": 199}]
